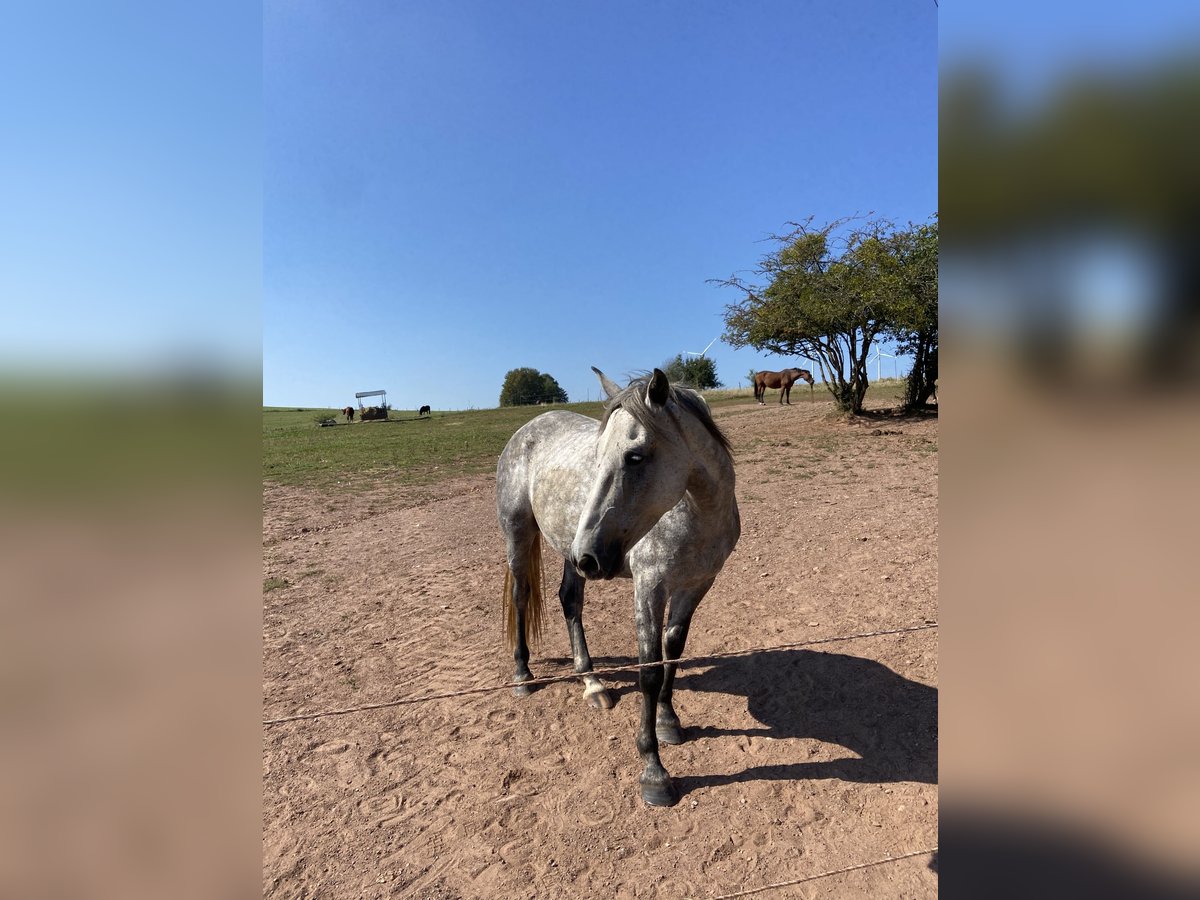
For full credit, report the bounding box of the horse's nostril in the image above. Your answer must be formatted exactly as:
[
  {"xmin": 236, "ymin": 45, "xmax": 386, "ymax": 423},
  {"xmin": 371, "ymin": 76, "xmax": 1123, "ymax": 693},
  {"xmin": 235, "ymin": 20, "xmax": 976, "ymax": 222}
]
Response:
[{"xmin": 577, "ymin": 554, "xmax": 601, "ymax": 577}]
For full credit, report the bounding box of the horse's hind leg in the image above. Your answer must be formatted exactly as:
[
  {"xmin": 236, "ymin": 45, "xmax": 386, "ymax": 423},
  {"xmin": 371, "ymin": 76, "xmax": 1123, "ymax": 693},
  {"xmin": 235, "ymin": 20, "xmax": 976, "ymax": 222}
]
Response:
[
  {"xmin": 655, "ymin": 579, "xmax": 713, "ymax": 745},
  {"xmin": 558, "ymin": 561, "xmax": 614, "ymax": 710},
  {"xmin": 507, "ymin": 561, "xmax": 534, "ymax": 696},
  {"xmin": 502, "ymin": 523, "xmax": 543, "ymax": 697}
]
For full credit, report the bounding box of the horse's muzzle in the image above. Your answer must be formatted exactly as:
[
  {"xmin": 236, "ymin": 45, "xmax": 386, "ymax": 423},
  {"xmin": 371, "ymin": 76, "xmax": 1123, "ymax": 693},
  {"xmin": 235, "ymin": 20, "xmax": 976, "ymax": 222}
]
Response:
[
  {"xmin": 572, "ymin": 548, "xmax": 620, "ymax": 581},
  {"xmin": 574, "ymin": 553, "xmax": 604, "ymax": 579}
]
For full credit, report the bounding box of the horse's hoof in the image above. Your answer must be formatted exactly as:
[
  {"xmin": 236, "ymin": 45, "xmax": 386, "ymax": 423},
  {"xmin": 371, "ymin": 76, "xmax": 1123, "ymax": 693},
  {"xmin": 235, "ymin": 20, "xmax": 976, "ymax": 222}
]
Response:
[
  {"xmin": 584, "ymin": 685, "xmax": 615, "ymax": 710},
  {"xmin": 656, "ymin": 721, "xmax": 683, "ymax": 745},
  {"xmin": 640, "ymin": 778, "xmax": 678, "ymax": 807},
  {"xmin": 512, "ymin": 677, "xmax": 534, "ymax": 698}
]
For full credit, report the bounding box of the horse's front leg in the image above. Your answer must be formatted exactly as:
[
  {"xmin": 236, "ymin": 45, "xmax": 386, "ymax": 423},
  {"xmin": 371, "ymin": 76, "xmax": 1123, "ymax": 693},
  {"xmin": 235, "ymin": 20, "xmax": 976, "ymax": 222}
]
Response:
[
  {"xmin": 655, "ymin": 579, "xmax": 714, "ymax": 745},
  {"xmin": 558, "ymin": 561, "xmax": 614, "ymax": 709},
  {"xmin": 633, "ymin": 580, "xmax": 674, "ymax": 806}
]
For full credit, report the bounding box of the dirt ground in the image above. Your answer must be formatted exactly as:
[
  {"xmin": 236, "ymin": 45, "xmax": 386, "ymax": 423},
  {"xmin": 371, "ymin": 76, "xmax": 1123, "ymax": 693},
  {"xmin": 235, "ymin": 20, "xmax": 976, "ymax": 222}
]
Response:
[{"xmin": 263, "ymin": 398, "xmax": 938, "ymax": 899}]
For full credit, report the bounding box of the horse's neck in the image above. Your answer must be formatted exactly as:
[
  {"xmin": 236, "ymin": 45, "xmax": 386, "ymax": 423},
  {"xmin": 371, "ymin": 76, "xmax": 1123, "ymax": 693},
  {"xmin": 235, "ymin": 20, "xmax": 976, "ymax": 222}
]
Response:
[{"xmin": 679, "ymin": 417, "xmax": 736, "ymax": 516}]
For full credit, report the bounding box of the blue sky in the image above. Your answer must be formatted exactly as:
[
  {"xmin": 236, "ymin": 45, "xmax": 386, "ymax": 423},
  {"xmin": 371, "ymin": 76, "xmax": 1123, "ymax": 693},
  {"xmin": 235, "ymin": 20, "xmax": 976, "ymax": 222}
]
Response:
[
  {"xmin": 264, "ymin": 0, "xmax": 937, "ymax": 408},
  {"xmin": 1, "ymin": 1, "xmax": 261, "ymax": 374},
  {"xmin": 8, "ymin": 3, "xmax": 1197, "ymax": 406},
  {"xmin": 941, "ymin": 1, "xmax": 1200, "ymax": 93}
]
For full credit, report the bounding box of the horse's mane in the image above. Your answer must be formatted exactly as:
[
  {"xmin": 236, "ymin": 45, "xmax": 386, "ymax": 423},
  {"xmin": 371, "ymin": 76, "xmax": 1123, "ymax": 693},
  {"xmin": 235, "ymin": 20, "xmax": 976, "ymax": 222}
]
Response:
[{"xmin": 600, "ymin": 375, "xmax": 733, "ymax": 456}]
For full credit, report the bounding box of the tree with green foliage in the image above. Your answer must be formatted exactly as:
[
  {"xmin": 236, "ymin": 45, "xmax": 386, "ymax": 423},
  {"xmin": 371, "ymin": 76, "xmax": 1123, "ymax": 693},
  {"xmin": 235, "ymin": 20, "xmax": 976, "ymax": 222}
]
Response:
[
  {"xmin": 499, "ymin": 367, "xmax": 568, "ymax": 406},
  {"xmin": 883, "ymin": 218, "xmax": 938, "ymax": 409},
  {"xmin": 660, "ymin": 353, "xmax": 723, "ymax": 390},
  {"xmin": 716, "ymin": 216, "xmax": 937, "ymax": 415},
  {"xmin": 942, "ymin": 66, "xmax": 1199, "ymax": 385},
  {"xmin": 538, "ymin": 373, "xmax": 568, "ymax": 404}
]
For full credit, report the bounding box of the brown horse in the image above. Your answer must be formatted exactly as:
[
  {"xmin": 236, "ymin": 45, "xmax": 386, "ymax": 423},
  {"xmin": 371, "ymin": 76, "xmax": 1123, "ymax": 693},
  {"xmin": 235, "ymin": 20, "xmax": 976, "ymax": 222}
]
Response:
[
  {"xmin": 754, "ymin": 368, "xmax": 814, "ymax": 405},
  {"xmin": 418, "ymin": 405, "xmax": 431, "ymax": 417},
  {"xmin": 342, "ymin": 406, "xmax": 355, "ymax": 422}
]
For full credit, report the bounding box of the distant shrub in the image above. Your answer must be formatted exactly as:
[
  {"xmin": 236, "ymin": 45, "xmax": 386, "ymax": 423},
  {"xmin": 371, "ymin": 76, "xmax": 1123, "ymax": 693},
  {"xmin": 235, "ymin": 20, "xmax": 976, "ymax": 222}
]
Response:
[{"xmin": 499, "ymin": 368, "xmax": 568, "ymax": 406}]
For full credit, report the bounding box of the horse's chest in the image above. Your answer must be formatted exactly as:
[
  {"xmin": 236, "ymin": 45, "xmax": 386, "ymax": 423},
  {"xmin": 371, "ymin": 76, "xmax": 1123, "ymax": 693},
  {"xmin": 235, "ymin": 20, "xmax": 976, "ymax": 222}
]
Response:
[{"xmin": 635, "ymin": 509, "xmax": 735, "ymax": 580}]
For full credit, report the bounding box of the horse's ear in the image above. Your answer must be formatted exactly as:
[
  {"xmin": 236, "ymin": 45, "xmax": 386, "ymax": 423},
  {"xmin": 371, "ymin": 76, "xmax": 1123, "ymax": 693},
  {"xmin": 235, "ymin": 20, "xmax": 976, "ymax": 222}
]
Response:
[
  {"xmin": 591, "ymin": 366, "xmax": 622, "ymax": 401},
  {"xmin": 646, "ymin": 368, "xmax": 670, "ymax": 407}
]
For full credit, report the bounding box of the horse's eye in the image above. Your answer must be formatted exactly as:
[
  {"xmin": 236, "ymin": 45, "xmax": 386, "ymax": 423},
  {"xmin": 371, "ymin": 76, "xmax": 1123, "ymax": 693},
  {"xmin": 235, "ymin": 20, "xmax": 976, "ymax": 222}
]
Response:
[{"xmin": 624, "ymin": 451, "xmax": 645, "ymax": 466}]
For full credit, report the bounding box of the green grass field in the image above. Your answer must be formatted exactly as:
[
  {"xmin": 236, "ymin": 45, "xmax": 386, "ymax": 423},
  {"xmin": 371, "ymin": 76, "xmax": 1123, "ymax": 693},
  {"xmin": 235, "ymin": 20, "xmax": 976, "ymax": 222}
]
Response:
[
  {"xmin": 263, "ymin": 379, "xmax": 911, "ymax": 492},
  {"xmin": 263, "ymin": 403, "xmax": 609, "ymax": 490}
]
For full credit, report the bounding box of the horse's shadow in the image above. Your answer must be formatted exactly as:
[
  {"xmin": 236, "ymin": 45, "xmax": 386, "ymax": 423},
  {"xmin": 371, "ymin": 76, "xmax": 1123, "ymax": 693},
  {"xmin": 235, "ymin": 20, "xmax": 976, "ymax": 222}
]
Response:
[{"xmin": 553, "ymin": 648, "xmax": 937, "ymax": 792}]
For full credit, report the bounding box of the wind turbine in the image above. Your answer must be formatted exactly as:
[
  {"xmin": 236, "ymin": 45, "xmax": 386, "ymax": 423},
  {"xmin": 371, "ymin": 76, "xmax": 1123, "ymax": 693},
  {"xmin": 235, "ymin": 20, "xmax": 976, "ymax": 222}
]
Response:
[
  {"xmin": 684, "ymin": 335, "xmax": 719, "ymax": 358},
  {"xmin": 870, "ymin": 347, "xmax": 898, "ymax": 380}
]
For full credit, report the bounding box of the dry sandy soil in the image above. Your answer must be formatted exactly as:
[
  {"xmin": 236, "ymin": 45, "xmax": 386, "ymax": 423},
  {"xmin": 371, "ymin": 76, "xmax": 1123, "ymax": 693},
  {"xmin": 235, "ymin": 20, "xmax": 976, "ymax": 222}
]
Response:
[{"xmin": 263, "ymin": 398, "xmax": 938, "ymax": 899}]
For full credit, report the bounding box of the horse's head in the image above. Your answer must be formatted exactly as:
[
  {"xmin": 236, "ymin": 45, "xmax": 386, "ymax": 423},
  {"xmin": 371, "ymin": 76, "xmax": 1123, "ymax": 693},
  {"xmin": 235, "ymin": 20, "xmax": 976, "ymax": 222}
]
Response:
[
  {"xmin": 794, "ymin": 368, "xmax": 815, "ymax": 385},
  {"xmin": 570, "ymin": 368, "xmax": 696, "ymax": 580}
]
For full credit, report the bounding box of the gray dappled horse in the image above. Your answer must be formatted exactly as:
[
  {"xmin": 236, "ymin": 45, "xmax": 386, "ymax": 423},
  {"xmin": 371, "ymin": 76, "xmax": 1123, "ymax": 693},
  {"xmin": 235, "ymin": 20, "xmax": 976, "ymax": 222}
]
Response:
[
  {"xmin": 496, "ymin": 367, "xmax": 740, "ymax": 806},
  {"xmin": 754, "ymin": 368, "xmax": 814, "ymax": 404}
]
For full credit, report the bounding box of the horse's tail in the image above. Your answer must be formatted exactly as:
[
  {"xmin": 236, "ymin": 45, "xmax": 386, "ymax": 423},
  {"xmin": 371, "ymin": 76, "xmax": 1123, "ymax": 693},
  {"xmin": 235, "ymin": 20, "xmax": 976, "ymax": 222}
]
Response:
[{"xmin": 503, "ymin": 536, "xmax": 545, "ymax": 650}]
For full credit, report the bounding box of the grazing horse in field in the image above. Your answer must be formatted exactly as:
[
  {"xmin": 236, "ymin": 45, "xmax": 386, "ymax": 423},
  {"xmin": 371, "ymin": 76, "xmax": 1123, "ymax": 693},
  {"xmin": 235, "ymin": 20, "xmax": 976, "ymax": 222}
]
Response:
[
  {"xmin": 754, "ymin": 368, "xmax": 814, "ymax": 405},
  {"xmin": 419, "ymin": 405, "xmax": 431, "ymax": 417},
  {"xmin": 496, "ymin": 367, "xmax": 740, "ymax": 806},
  {"xmin": 342, "ymin": 406, "xmax": 355, "ymax": 422}
]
